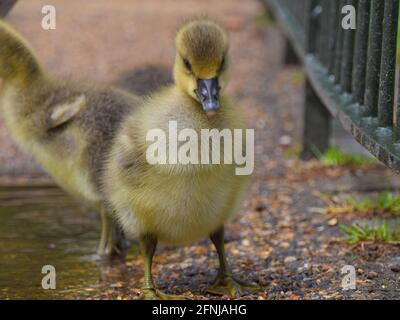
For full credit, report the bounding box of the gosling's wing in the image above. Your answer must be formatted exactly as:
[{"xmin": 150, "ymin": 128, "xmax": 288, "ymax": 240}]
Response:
[{"xmin": 48, "ymin": 94, "xmax": 86, "ymax": 129}]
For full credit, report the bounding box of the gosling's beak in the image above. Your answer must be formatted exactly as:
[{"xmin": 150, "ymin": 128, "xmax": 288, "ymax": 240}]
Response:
[{"xmin": 197, "ymin": 77, "xmax": 220, "ymax": 118}]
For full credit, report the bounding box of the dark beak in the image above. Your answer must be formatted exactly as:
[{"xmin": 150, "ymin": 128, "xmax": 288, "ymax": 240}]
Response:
[{"xmin": 196, "ymin": 77, "xmax": 220, "ymax": 118}]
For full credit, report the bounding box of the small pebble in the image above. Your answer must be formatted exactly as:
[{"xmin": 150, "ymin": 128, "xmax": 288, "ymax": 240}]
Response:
[
  {"xmin": 47, "ymin": 243, "xmax": 56, "ymax": 249},
  {"xmin": 390, "ymin": 264, "xmax": 400, "ymax": 273},
  {"xmin": 389, "ymin": 259, "xmax": 400, "ymax": 272},
  {"xmin": 284, "ymin": 256, "xmax": 297, "ymax": 264},
  {"xmin": 255, "ymin": 203, "xmax": 267, "ymax": 212},
  {"xmin": 367, "ymin": 271, "xmax": 378, "ymax": 279},
  {"xmin": 279, "ymin": 135, "xmax": 292, "ymax": 147},
  {"xmin": 327, "ymin": 218, "xmax": 338, "ymax": 226},
  {"xmin": 389, "ymin": 258, "xmax": 400, "ymax": 273}
]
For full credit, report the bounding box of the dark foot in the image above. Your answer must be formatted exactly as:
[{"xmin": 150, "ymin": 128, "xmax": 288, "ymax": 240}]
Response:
[
  {"xmin": 138, "ymin": 288, "xmax": 187, "ymax": 300},
  {"xmin": 207, "ymin": 274, "xmax": 260, "ymax": 298},
  {"xmin": 97, "ymin": 224, "xmax": 131, "ymax": 260}
]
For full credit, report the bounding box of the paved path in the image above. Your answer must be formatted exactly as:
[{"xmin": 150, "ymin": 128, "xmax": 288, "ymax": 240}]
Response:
[{"xmin": 1, "ymin": 0, "xmax": 400, "ymax": 299}]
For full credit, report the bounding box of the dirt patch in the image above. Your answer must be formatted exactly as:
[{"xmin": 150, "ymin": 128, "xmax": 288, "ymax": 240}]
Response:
[{"xmin": 0, "ymin": 0, "xmax": 399, "ymax": 300}]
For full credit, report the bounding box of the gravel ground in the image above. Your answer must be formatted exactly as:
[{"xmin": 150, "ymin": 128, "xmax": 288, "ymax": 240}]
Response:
[{"xmin": 1, "ymin": 0, "xmax": 400, "ymax": 300}]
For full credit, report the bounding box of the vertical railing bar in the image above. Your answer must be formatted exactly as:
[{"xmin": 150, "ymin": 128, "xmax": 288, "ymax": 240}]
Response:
[
  {"xmin": 306, "ymin": 0, "xmax": 319, "ymax": 54},
  {"xmin": 320, "ymin": 0, "xmax": 330, "ymax": 68},
  {"xmin": 301, "ymin": 0, "xmax": 306, "ymax": 25},
  {"xmin": 314, "ymin": 1, "xmax": 322, "ymax": 61},
  {"xmin": 0, "ymin": 0, "xmax": 17, "ymax": 17},
  {"xmin": 397, "ymin": 60, "xmax": 400, "ymax": 139},
  {"xmin": 301, "ymin": 0, "xmax": 332, "ymax": 159},
  {"xmin": 364, "ymin": 0, "xmax": 384, "ymax": 117},
  {"xmin": 315, "ymin": 0, "xmax": 322, "ymax": 63},
  {"xmin": 306, "ymin": 0, "xmax": 319, "ymax": 53},
  {"xmin": 334, "ymin": 0, "xmax": 345, "ymax": 84},
  {"xmin": 378, "ymin": 0, "xmax": 399, "ymax": 127},
  {"xmin": 298, "ymin": 0, "xmax": 304, "ymax": 26},
  {"xmin": 328, "ymin": 2, "xmax": 338, "ymax": 75},
  {"xmin": 340, "ymin": 0, "xmax": 357, "ymax": 92},
  {"xmin": 352, "ymin": 0, "xmax": 370, "ymax": 105}
]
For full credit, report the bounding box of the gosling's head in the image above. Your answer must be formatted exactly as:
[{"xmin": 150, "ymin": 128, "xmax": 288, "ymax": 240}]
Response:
[{"xmin": 174, "ymin": 19, "xmax": 229, "ymax": 118}]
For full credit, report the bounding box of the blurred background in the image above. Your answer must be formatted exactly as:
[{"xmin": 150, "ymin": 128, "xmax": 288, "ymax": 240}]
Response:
[{"xmin": 0, "ymin": 0, "xmax": 400, "ymax": 300}]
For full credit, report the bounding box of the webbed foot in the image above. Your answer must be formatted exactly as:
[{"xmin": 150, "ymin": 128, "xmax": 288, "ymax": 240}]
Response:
[
  {"xmin": 138, "ymin": 288, "xmax": 187, "ymax": 300},
  {"xmin": 207, "ymin": 274, "xmax": 260, "ymax": 298}
]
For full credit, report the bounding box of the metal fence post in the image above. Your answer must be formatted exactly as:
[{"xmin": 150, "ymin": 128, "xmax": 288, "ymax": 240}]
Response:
[
  {"xmin": 301, "ymin": 80, "xmax": 331, "ymax": 159},
  {"xmin": 378, "ymin": 0, "xmax": 399, "ymax": 127},
  {"xmin": 301, "ymin": 0, "xmax": 331, "ymax": 159},
  {"xmin": 283, "ymin": 38, "xmax": 300, "ymax": 65},
  {"xmin": 0, "ymin": 0, "xmax": 17, "ymax": 17}
]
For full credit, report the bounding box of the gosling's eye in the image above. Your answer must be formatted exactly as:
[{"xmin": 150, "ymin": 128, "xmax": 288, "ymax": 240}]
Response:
[{"xmin": 183, "ymin": 58, "xmax": 192, "ymax": 72}]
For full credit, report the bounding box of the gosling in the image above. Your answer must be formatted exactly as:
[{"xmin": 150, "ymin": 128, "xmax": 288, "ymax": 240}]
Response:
[
  {"xmin": 0, "ymin": 19, "xmax": 137, "ymax": 258},
  {"xmin": 0, "ymin": 17, "xmax": 258, "ymax": 299},
  {"xmin": 102, "ymin": 20, "xmax": 258, "ymax": 299}
]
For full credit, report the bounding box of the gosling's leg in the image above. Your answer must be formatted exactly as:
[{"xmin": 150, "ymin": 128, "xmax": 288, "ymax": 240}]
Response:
[
  {"xmin": 207, "ymin": 226, "xmax": 260, "ymax": 298},
  {"xmin": 97, "ymin": 207, "xmax": 130, "ymax": 259},
  {"xmin": 138, "ymin": 234, "xmax": 186, "ymax": 300}
]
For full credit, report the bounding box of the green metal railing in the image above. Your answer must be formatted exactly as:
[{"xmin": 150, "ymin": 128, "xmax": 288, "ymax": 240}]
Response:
[
  {"xmin": 0, "ymin": 0, "xmax": 17, "ymax": 17},
  {"xmin": 266, "ymin": 0, "xmax": 400, "ymax": 171}
]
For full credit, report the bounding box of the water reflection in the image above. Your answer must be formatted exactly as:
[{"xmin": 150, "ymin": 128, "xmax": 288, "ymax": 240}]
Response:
[{"xmin": 0, "ymin": 186, "xmax": 138, "ymax": 299}]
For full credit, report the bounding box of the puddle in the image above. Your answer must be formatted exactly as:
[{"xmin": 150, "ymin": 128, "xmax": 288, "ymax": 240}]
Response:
[{"xmin": 0, "ymin": 186, "xmax": 136, "ymax": 299}]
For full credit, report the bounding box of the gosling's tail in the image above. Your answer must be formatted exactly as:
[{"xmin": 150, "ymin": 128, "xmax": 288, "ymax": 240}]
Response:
[{"xmin": 0, "ymin": 19, "xmax": 43, "ymax": 87}]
